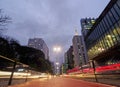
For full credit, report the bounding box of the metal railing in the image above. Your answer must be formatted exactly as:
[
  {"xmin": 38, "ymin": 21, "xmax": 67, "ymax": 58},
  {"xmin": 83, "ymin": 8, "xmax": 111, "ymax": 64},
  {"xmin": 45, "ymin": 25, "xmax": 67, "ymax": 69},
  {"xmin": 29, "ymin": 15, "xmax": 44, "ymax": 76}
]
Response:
[{"xmin": 0, "ymin": 55, "xmax": 29, "ymax": 86}]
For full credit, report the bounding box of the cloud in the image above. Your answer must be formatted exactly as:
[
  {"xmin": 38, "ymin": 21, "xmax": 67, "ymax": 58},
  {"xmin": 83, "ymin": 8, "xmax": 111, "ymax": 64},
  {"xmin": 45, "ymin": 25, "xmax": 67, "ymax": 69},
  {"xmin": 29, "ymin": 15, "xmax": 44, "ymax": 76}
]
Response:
[{"xmin": 0, "ymin": 0, "xmax": 110, "ymax": 63}]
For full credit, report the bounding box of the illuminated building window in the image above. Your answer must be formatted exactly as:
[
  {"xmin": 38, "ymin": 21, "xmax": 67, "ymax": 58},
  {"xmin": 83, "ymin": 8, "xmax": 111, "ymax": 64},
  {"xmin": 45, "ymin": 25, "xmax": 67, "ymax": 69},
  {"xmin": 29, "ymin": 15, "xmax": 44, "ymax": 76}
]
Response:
[{"xmin": 91, "ymin": 20, "xmax": 95, "ymax": 24}]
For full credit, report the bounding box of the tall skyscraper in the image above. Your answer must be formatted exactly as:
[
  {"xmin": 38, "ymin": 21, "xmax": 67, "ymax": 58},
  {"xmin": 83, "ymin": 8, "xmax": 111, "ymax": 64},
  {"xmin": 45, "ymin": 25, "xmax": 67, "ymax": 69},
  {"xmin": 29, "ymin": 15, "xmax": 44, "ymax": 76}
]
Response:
[
  {"xmin": 81, "ymin": 18, "xmax": 96, "ymax": 38},
  {"xmin": 72, "ymin": 31, "xmax": 88, "ymax": 67},
  {"xmin": 28, "ymin": 38, "xmax": 49, "ymax": 60},
  {"xmin": 83, "ymin": 0, "xmax": 120, "ymax": 67}
]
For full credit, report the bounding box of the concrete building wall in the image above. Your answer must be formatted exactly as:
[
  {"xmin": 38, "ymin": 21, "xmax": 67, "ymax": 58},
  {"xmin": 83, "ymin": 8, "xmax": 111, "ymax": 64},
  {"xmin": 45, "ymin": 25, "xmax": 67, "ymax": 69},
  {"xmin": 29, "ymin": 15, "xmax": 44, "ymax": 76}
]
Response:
[{"xmin": 72, "ymin": 35, "xmax": 88, "ymax": 67}]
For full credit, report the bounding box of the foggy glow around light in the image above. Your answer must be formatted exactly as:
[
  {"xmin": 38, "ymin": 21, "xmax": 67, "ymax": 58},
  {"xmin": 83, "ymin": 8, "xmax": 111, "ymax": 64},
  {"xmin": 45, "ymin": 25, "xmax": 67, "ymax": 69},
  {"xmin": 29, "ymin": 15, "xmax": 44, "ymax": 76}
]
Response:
[
  {"xmin": 56, "ymin": 62, "xmax": 59, "ymax": 65},
  {"xmin": 56, "ymin": 67, "xmax": 59, "ymax": 69},
  {"xmin": 53, "ymin": 46, "xmax": 61, "ymax": 52}
]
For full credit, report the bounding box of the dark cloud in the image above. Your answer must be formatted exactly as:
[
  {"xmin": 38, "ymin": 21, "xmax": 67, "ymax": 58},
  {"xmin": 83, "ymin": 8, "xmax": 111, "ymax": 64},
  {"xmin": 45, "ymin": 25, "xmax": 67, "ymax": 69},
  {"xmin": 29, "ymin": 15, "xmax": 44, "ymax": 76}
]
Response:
[{"xmin": 0, "ymin": 0, "xmax": 110, "ymax": 62}]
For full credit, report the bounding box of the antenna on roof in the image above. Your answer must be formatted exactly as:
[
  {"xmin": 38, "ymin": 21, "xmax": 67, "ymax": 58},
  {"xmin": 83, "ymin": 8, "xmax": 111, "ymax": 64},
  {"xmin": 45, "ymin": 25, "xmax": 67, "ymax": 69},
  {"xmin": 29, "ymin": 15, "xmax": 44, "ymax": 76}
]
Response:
[{"xmin": 75, "ymin": 27, "xmax": 78, "ymax": 35}]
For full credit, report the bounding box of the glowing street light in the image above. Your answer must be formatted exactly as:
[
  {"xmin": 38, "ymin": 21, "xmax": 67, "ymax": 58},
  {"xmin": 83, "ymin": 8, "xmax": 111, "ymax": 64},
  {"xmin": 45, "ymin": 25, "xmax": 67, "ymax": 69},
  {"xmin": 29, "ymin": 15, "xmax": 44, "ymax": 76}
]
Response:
[
  {"xmin": 53, "ymin": 46, "xmax": 61, "ymax": 53},
  {"xmin": 56, "ymin": 62, "xmax": 59, "ymax": 65},
  {"xmin": 56, "ymin": 67, "xmax": 59, "ymax": 70},
  {"xmin": 53, "ymin": 46, "xmax": 61, "ymax": 65}
]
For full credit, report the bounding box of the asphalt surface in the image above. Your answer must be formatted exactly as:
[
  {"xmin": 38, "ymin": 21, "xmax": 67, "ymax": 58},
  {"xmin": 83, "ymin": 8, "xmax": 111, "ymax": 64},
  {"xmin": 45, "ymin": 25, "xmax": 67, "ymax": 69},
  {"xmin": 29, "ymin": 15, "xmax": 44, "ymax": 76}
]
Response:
[{"xmin": 9, "ymin": 77, "xmax": 116, "ymax": 87}]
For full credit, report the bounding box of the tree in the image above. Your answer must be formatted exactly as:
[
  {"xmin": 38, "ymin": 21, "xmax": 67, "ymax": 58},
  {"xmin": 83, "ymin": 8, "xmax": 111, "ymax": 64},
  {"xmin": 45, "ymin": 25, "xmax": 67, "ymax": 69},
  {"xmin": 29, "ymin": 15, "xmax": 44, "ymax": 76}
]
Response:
[
  {"xmin": 0, "ymin": 37, "xmax": 17, "ymax": 70},
  {"xmin": 0, "ymin": 36, "xmax": 53, "ymax": 73},
  {"xmin": 18, "ymin": 46, "xmax": 45, "ymax": 71},
  {"xmin": 0, "ymin": 37, "xmax": 18, "ymax": 58},
  {"xmin": 0, "ymin": 9, "xmax": 11, "ymax": 34},
  {"xmin": 17, "ymin": 46, "xmax": 53, "ymax": 73}
]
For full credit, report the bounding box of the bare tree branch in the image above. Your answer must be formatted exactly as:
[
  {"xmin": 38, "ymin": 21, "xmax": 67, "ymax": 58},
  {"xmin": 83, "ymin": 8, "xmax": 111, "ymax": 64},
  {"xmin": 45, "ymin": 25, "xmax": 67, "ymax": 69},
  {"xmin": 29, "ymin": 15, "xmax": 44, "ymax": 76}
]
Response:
[
  {"xmin": 0, "ymin": 9, "xmax": 11, "ymax": 26},
  {"xmin": 0, "ymin": 9, "xmax": 11, "ymax": 34}
]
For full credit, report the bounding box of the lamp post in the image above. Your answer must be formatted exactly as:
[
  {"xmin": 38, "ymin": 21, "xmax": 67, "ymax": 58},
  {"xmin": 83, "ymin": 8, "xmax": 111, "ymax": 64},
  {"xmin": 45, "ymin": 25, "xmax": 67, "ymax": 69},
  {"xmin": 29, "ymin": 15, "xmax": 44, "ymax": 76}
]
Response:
[
  {"xmin": 90, "ymin": 60, "xmax": 98, "ymax": 82},
  {"xmin": 53, "ymin": 46, "xmax": 61, "ymax": 75}
]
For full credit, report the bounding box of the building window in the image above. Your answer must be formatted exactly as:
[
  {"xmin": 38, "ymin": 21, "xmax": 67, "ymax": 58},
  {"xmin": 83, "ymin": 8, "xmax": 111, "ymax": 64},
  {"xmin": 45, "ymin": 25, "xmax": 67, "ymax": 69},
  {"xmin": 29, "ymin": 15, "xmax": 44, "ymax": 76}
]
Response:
[
  {"xmin": 111, "ymin": 7, "xmax": 119, "ymax": 21},
  {"xmin": 79, "ymin": 53, "xmax": 81, "ymax": 56},
  {"xmin": 117, "ymin": 20, "xmax": 120, "ymax": 35},
  {"xmin": 77, "ymin": 37, "xmax": 79, "ymax": 43},
  {"xmin": 108, "ymin": 11, "xmax": 116, "ymax": 24},
  {"xmin": 116, "ymin": 0, "xmax": 120, "ymax": 8},
  {"xmin": 102, "ymin": 35, "xmax": 109, "ymax": 49},
  {"xmin": 78, "ymin": 48, "xmax": 81, "ymax": 52},
  {"xmin": 82, "ymin": 47, "xmax": 84, "ymax": 51},
  {"xmin": 104, "ymin": 15, "xmax": 111, "ymax": 28},
  {"xmin": 103, "ymin": 14, "xmax": 118, "ymax": 45},
  {"xmin": 111, "ymin": 26, "xmax": 119, "ymax": 44},
  {"xmin": 28, "ymin": 44, "xmax": 32, "ymax": 46},
  {"xmin": 99, "ymin": 20, "xmax": 109, "ymax": 49},
  {"xmin": 78, "ymin": 45, "xmax": 80, "ymax": 49},
  {"xmin": 114, "ymin": 4, "xmax": 120, "ymax": 17},
  {"xmin": 105, "ymin": 34, "xmax": 113, "ymax": 47},
  {"xmin": 113, "ymin": 25, "xmax": 120, "ymax": 42}
]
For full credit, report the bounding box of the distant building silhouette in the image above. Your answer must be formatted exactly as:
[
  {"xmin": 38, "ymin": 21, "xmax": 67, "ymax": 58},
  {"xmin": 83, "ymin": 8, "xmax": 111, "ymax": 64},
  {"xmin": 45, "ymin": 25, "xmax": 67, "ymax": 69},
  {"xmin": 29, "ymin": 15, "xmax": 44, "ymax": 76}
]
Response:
[
  {"xmin": 28, "ymin": 38, "xmax": 49, "ymax": 60},
  {"xmin": 64, "ymin": 46, "xmax": 74, "ymax": 70}
]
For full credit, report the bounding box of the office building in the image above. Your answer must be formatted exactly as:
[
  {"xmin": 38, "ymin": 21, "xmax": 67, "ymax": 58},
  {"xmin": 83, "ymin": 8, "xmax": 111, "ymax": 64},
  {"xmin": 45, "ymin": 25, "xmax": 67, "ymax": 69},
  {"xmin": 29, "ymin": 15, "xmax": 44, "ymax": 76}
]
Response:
[
  {"xmin": 72, "ymin": 32, "xmax": 88, "ymax": 67},
  {"xmin": 81, "ymin": 18, "xmax": 96, "ymax": 38},
  {"xmin": 83, "ymin": 0, "xmax": 120, "ymax": 66},
  {"xmin": 28, "ymin": 38, "xmax": 49, "ymax": 60},
  {"xmin": 65, "ymin": 46, "xmax": 74, "ymax": 69}
]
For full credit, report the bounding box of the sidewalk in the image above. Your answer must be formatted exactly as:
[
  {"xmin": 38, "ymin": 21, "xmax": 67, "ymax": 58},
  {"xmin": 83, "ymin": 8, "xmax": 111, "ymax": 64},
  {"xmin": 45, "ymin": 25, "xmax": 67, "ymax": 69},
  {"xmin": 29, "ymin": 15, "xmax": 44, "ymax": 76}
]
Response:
[{"xmin": 67, "ymin": 76, "xmax": 120, "ymax": 86}]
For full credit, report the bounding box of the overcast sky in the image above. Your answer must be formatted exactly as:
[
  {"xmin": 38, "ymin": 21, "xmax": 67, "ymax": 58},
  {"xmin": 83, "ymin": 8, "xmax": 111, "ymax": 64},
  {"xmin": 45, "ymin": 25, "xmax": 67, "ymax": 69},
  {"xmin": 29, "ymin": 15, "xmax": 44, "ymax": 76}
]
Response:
[{"xmin": 0, "ymin": 0, "xmax": 110, "ymax": 63}]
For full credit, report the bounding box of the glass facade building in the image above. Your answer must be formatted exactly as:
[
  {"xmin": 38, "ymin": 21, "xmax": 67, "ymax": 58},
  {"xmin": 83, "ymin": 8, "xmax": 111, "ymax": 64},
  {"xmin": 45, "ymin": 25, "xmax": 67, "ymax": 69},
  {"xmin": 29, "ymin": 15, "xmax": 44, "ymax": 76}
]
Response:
[
  {"xmin": 81, "ymin": 18, "xmax": 96, "ymax": 38},
  {"xmin": 84, "ymin": 0, "xmax": 120, "ymax": 66}
]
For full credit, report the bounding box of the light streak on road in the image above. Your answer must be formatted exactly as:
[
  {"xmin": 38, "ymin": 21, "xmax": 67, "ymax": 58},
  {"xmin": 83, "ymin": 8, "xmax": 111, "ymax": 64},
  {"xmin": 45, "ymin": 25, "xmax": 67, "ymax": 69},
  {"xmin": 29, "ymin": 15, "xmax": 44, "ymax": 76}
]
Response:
[
  {"xmin": 0, "ymin": 71, "xmax": 31, "ymax": 76},
  {"xmin": 0, "ymin": 71, "xmax": 51, "ymax": 79}
]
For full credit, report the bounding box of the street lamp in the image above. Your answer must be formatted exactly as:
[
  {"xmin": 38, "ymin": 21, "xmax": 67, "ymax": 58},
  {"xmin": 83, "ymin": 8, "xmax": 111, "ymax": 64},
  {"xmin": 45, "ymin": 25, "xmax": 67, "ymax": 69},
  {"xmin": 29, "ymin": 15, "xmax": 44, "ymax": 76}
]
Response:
[
  {"xmin": 53, "ymin": 46, "xmax": 61, "ymax": 75},
  {"xmin": 56, "ymin": 62, "xmax": 59, "ymax": 65},
  {"xmin": 53, "ymin": 46, "xmax": 61, "ymax": 62},
  {"xmin": 90, "ymin": 60, "xmax": 98, "ymax": 82},
  {"xmin": 53, "ymin": 46, "xmax": 61, "ymax": 53}
]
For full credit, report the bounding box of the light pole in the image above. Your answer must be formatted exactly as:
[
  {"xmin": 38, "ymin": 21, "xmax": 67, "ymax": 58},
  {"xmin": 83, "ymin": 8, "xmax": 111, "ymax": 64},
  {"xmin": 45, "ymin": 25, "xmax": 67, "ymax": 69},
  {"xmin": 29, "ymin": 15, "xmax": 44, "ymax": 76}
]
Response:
[
  {"xmin": 53, "ymin": 46, "xmax": 61, "ymax": 75},
  {"xmin": 90, "ymin": 60, "xmax": 98, "ymax": 82}
]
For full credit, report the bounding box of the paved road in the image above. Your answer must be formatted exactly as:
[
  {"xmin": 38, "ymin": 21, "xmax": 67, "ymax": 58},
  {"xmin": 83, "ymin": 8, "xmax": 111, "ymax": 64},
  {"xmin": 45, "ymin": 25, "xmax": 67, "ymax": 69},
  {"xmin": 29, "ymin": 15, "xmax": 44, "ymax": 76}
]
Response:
[{"xmin": 9, "ymin": 77, "xmax": 116, "ymax": 87}]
